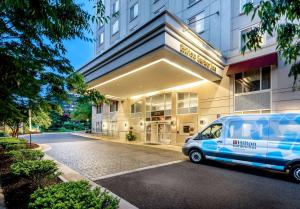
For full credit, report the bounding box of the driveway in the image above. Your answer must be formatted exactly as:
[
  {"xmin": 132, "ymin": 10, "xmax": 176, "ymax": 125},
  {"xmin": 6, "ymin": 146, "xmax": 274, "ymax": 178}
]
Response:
[
  {"xmin": 97, "ymin": 161, "xmax": 300, "ymax": 209},
  {"xmin": 24, "ymin": 133, "xmax": 300, "ymax": 209},
  {"xmin": 25, "ymin": 133, "xmax": 184, "ymax": 180}
]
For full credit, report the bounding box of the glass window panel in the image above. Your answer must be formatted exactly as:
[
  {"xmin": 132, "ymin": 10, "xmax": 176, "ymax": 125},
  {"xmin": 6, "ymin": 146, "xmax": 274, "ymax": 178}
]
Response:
[
  {"xmin": 235, "ymin": 73, "xmax": 243, "ymax": 93},
  {"xmin": 270, "ymin": 120, "xmax": 300, "ymax": 142},
  {"xmin": 228, "ymin": 121, "xmax": 264, "ymax": 140},
  {"xmin": 146, "ymin": 98, "xmax": 151, "ymax": 112},
  {"xmin": 165, "ymin": 93, "xmax": 171, "ymax": 110},
  {"xmin": 112, "ymin": 20, "xmax": 119, "ymax": 35},
  {"xmin": 262, "ymin": 67, "xmax": 271, "ymax": 90},
  {"xmin": 131, "ymin": 104, "xmax": 135, "ymax": 113},
  {"xmin": 201, "ymin": 124, "xmax": 222, "ymax": 139},
  {"xmin": 130, "ymin": 3, "xmax": 138, "ymax": 20},
  {"xmin": 189, "ymin": 0, "xmax": 199, "ymax": 5},
  {"xmin": 136, "ymin": 102, "xmax": 142, "ymax": 113},
  {"xmin": 243, "ymin": 69, "xmax": 260, "ymax": 92},
  {"xmin": 189, "ymin": 12, "xmax": 204, "ymax": 34}
]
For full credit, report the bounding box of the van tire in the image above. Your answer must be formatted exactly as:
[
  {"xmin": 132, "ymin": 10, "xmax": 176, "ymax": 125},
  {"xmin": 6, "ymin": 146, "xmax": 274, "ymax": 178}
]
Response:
[
  {"xmin": 189, "ymin": 149, "xmax": 204, "ymax": 164},
  {"xmin": 289, "ymin": 164, "xmax": 300, "ymax": 183}
]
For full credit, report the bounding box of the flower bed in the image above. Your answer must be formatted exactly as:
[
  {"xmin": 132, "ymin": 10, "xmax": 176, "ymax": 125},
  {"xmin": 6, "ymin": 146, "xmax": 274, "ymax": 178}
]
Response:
[{"xmin": 0, "ymin": 137, "xmax": 119, "ymax": 209}]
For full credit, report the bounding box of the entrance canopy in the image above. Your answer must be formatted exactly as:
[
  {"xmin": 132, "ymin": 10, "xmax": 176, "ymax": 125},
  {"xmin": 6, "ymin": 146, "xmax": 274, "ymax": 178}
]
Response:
[{"xmin": 79, "ymin": 11, "xmax": 225, "ymax": 99}]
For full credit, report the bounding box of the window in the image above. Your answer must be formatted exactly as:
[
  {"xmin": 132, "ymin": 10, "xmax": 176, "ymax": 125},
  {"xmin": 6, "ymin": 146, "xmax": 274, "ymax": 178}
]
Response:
[
  {"xmin": 177, "ymin": 93, "xmax": 198, "ymax": 114},
  {"xmin": 261, "ymin": 67, "xmax": 271, "ymax": 90},
  {"xmin": 270, "ymin": 119, "xmax": 300, "ymax": 142},
  {"xmin": 109, "ymin": 101, "xmax": 118, "ymax": 112},
  {"xmin": 189, "ymin": 0, "xmax": 200, "ymax": 6},
  {"xmin": 201, "ymin": 124, "xmax": 222, "ymax": 140},
  {"xmin": 130, "ymin": 3, "xmax": 138, "ymax": 21},
  {"xmin": 131, "ymin": 101, "xmax": 142, "ymax": 114},
  {"xmin": 188, "ymin": 12, "xmax": 205, "ymax": 34},
  {"xmin": 235, "ymin": 67, "xmax": 271, "ymax": 94},
  {"xmin": 241, "ymin": 26, "xmax": 265, "ymax": 50},
  {"xmin": 112, "ymin": 0, "xmax": 119, "ymax": 14},
  {"xmin": 145, "ymin": 93, "xmax": 172, "ymax": 121},
  {"xmin": 99, "ymin": 32, "xmax": 104, "ymax": 45},
  {"xmin": 112, "ymin": 20, "xmax": 119, "ymax": 35},
  {"xmin": 228, "ymin": 120, "xmax": 266, "ymax": 140},
  {"xmin": 96, "ymin": 104, "xmax": 103, "ymax": 114}
]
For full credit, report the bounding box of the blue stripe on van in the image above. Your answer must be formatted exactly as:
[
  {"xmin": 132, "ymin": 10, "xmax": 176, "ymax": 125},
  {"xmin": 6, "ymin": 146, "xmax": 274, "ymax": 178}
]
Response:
[{"xmin": 204, "ymin": 151, "xmax": 289, "ymax": 166}]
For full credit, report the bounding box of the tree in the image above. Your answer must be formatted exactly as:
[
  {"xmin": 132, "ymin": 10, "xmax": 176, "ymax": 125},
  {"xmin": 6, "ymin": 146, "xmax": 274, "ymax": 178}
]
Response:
[
  {"xmin": 242, "ymin": 0, "xmax": 300, "ymax": 86},
  {"xmin": 0, "ymin": 0, "xmax": 108, "ymax": 136},
  {"xmin": 31, "ymin": 109, "xmax": 52, "ymax": 130},
  {"xmin": 70, "ymin": 103, "xmax": 92, "ymax": 122}
]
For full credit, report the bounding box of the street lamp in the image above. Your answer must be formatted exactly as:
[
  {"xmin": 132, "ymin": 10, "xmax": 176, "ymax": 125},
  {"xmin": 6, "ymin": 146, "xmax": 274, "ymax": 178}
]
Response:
[{"xmin": 28, "ymin": 108, "xmax": 32, "ymax": 148}]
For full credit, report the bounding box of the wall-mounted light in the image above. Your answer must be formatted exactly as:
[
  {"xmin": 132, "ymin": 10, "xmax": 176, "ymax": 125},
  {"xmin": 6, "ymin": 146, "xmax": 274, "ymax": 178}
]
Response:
[{"xmin": 199, "ymin": 119, "xmax": 206, "ymax": 125}]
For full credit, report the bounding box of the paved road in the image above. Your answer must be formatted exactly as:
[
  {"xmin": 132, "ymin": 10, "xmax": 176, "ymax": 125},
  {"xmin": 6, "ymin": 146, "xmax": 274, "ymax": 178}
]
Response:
[
  {"xmin": 24, "ymin": 133, "xmax": 300, "ymax": 209},
  {"xmin": 25, "ymin": 133, "xmax": 184, "ymax": 180},
  {"xmin": 97, "ymin": 160, "xmax": 300, "ymax": 209}
]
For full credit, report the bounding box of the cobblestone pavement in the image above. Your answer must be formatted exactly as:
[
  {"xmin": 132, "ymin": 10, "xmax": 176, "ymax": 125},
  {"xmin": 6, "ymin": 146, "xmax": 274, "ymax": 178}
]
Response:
[{"xmin": 25, "ymin": 133, "xmax": 185, "ymax": 180}]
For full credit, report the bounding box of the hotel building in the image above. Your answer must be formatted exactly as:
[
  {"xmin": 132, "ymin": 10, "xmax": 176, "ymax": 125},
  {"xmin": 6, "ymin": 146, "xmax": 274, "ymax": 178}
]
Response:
[{"xmin": 79, "ymin": 0, "xmax": 300, "ymax": 145}]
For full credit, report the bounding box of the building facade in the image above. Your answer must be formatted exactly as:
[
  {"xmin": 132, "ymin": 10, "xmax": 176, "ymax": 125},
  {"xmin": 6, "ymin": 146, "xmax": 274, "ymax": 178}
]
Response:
[{"xmin": 79, "ymin": 0, "xmax": 300, "ymax": 145}]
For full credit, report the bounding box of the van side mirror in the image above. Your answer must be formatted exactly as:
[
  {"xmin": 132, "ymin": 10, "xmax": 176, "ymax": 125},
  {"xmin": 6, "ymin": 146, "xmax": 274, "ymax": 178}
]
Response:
[{"xmin": 197, "ymin": 133, "xmax": 202, "ymax": 140}]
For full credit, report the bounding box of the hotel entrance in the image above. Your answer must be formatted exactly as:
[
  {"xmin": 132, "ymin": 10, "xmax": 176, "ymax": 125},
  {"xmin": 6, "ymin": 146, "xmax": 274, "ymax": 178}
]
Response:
[{"xmin": 145, "ymin": 122, "xmax": 172, "ymax": 144}]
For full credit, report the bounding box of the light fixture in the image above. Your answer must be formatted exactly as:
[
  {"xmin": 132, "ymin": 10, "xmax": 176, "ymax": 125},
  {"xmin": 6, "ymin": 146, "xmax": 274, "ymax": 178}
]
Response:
[
  {"xmin": 87, "ymin": 59, "xmax": 205, "ymax": 90},
  {"xmin": 130, "ymin": 80, "xmax": 206, "ymax": 100}
]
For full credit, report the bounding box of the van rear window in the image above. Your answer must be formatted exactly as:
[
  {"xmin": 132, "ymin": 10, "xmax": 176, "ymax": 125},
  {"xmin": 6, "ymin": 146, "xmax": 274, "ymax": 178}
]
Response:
[
  {"xmin": 228, "ymin": 120, "xmax": 266, "ymax": 140},
  {"xmin": 270, "ymin": 120, "xmax": 300, "ymax": 142}
]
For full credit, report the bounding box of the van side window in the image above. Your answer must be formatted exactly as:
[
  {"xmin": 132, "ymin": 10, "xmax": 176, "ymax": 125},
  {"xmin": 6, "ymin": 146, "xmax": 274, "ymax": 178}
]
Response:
[
  {"xmin": 228, "ymin": 120, "xmax": 267, "ymax": 140},
  {"xmin": 201, "ymin": 124, "xmax": 222, "ymax": 140},
  {"xmin": 269, "ymin": 120, "xmax": 300, "ymax": 142}
]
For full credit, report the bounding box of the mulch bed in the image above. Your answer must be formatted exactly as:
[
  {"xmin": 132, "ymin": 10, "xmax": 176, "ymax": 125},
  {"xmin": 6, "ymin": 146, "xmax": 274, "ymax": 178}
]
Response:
[
  {"xmin": 25, "ymin": 142, "xmax": 39, "ymax": 149},
  {"xmin": 0, "ymin": 145, "xmax": 60, "ymax": 209}
]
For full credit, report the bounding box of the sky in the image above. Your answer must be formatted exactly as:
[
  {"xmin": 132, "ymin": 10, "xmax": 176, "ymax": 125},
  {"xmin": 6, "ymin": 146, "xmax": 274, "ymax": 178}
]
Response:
[{"xmin": 63, "ymin": 0, "xmax": 95, "ymax": 70}]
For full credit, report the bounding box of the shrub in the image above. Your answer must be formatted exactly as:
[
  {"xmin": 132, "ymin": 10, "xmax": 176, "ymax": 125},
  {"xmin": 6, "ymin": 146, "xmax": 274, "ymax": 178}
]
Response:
[
  {"xmin": 10, "ymin": 160, "xmax": 59, "ymax": 187},
  {"xmin": 0, "ymin": 137, "xmax": 26, "ymax": 150},
  {"xmin": 0, "ymin": 131, "xmax": 8, "ymax": 137},
  {"xmin": 5, "ymin": 143, "xmax": 27, "ymax": 151},
  {"xmin": 6, "ymin": 149, "xmax": 44, "ymax": 162},
  {"xmin": 126, "ymin": 132, "xmax": 137, "ymax": 141},
  {"xmin": 29, "ymin": 181, "xmax": 119, "ymax": 209}
]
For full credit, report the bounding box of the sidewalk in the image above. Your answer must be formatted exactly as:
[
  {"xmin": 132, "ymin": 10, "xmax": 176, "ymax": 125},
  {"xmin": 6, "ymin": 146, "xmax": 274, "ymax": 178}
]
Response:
[
  {"xmin": 39, "ymin": 144, "xmax": 138, "ymax": 209},
  {"xmin": 72, "ymin": 132, "xmax": 182, "ymax": 153}
]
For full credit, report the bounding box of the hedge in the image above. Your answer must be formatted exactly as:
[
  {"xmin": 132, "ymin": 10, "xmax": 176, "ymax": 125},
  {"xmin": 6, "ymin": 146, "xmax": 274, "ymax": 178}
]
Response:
[
  {"xmin": 10, "ymin": 160, "xmax": 59, "ymax": 187},
  {"xmin": 6, "ymin": 149, "xmax": 44, "ymax": 162},
  {"xmin": 29, "ymin": 181, "xmax": 119, "ymax": 209},
  {"xmin": 0, "ymin": 137, "xmax": 26, "ymax": 150}
]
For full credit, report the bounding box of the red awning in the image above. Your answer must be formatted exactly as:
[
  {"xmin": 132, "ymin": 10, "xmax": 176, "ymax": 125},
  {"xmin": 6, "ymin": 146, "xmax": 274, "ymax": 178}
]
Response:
[{"xmin": 226, "ymin": 53, "xmax": 278, "ymax": 76}]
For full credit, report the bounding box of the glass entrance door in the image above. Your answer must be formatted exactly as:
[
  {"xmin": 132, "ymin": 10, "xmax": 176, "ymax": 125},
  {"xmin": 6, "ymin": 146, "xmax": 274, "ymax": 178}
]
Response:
[{"xmin": 145, "ymin": 122, "xmax": 171, "ymax": 144}]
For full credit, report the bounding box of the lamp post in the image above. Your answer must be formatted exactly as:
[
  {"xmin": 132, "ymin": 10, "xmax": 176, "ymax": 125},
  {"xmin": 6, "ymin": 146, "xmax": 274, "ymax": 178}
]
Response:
[{"xmin": 28, "ymin": 108, "xmax": 32, "ymax": 148}]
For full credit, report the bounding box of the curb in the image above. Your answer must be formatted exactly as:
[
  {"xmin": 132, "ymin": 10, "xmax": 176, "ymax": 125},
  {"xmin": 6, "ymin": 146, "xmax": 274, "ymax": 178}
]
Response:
[
  {"xmin": 41, "ymin": 145, "xmax": 138, "ymax": 209},
  {"xmin": 72, "ymin": 132, "xmax": 182, "ymax": 153}
]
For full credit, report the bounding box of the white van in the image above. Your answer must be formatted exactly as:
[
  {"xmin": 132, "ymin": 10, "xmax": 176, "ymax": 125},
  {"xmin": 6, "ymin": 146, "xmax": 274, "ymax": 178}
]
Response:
[{"xmin": 182, "ymin": 114, "xmax": 300, "ymax": 183}]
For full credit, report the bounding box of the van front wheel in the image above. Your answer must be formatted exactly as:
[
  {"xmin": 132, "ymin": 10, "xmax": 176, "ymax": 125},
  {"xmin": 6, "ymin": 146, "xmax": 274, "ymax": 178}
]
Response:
[
  {"xmin": 189, "ymin": 150, "xmax": 203, "ymax": 164},
  {"xmin": 290, "ymin": 164, "xmax": 300, "ymax": 183}
]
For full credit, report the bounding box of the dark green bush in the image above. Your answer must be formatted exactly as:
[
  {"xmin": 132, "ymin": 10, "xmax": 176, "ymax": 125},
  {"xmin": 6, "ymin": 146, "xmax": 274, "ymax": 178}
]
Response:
[
  {"xmin": 10, "ymin": 160, "xmax": 59, "ymax": 187},
  {"xmin": 6, "ymin": 149, "xmax": 44, "ymax": 162},
  {"xmin": 126, "ymin": 132, "xmax": 137, "ymax": 141},
  {"xmin": 29, "ymin": 181, "xmax": 119, "ymax": 209},
  {"xmin": 0, "ymin": 131, "xmax": 8, "ymax": 137},
  {"xmin": 0, "ymin": 137, "xmax": 26, "ymax": 150},
  {"xmin": 5, "ymin": 143, "xmax": 27, "ymax": 151}
]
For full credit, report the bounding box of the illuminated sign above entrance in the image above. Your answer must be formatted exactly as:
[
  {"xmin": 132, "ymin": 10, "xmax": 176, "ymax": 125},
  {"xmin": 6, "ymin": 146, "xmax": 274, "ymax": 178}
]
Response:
[{"xmin": 180, "ymin": 44, "xmax": 217, "ymax": 72}]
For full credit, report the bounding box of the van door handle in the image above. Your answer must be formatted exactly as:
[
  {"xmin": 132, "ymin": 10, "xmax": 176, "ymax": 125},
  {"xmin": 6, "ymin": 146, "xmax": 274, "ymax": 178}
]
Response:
[{"xmin": 216, "ymin": 140, "xmax": 222, "ymax": 144}]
